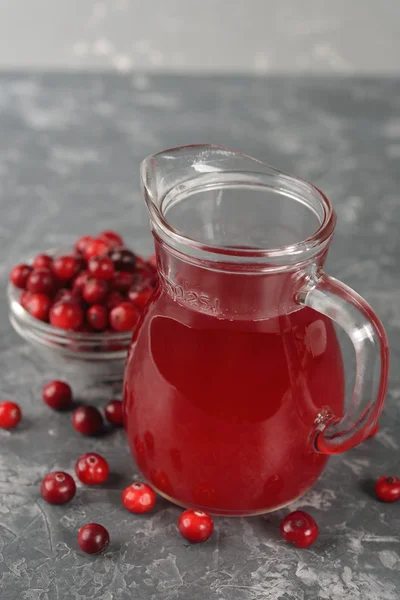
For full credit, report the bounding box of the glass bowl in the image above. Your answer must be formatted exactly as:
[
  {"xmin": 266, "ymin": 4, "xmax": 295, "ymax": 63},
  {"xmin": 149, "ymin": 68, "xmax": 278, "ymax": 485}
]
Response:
[{"xmin": 7, "ymin": 249, "xmax": 134, "ymax": 382}]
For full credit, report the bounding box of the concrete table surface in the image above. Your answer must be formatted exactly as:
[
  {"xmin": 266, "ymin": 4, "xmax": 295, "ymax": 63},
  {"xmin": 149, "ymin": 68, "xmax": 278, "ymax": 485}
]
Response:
[{"xmin": 0, "ymin": 73, "xmax": 399, "ymax": 600}]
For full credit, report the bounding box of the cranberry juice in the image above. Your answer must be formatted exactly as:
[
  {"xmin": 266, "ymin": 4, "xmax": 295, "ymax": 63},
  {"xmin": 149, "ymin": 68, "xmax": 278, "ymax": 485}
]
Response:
[{"xmin": 124, "ymin": 280, "xmax": 345, "ymax": 515}]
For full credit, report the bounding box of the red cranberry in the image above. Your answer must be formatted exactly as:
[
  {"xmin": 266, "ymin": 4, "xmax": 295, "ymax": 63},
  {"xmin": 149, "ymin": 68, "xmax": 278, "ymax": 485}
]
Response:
[
  {"xmin": 41, "ymin": 471, "xmax": 76, "ymax": 504},
  {"xmin": 10, "ymin": 264, "xmax": 32, "ymax": 289},
  {"xmin": 110, "ymin": 302, "xmax": 139, "ymax": 332},
  {"xmin": 122, "ymin": 482, "xmax": 156, "ymax": 514},
  {"xmin": 78, "ymin": 523, "xmax": 110, "ymax": 554},
  {"xmin": 54, "ymin": 288, "xmax": 79, "ymax": 303},
  {"xmin": 26, "ymin": 269, "xmax": 57, "ymax": 295},
  {"xmin": 82, "ymin": 279, "xmax": 109, "ymax": 305},
  {"xmin": 128, "ymin": 283, "xmax": 153, "ymax": 309},
  {"xmin": 72, "ymin": 271, "xmax": 89, "ymax": 293},
  {"xmin": 178, "ymin": 510, "xmax": 214, "ymax": 543},
  {"xmin": 88, "ymin": 256, "xmax": 115, "ymax": 281},
  {"xmin": 86, "ymin": 304, "xmax": 108, "ymax": 331},
  {"xmin": 375, "ymin": 476, "xmax": 400, "ymax": 502},
  {"xmin": 105, "ymin": 291, "xmax": 125, "ymax": 309},
  {"xmin": 72, "ymin": 406, "xmax": 103, "ymax": 436},
  {"xmin": 107, "ymin": 248, "xmax": 137, "ymax": 272},
  {"xmin": 112, "ymin": 271, "xmax": 135, "ymax": 292},
  {"xmin": 20, "ymin": 290, "xmax": 32, "ymax": 309},
  {"xmin": 75, "ymin": 234, "xmax": 93, "ymax": 255},
  {"xmin": 135, "ymin": 255, "xmax": 146, "ymax": 269},
  {"xmin": 42, "ymin": 380, "xmax": 73, "ymax": 410},
  {"xmin": 280, "ymin": 511, "xmax": 319, "ymax": 548},
  {"xmin": 33, "ymin": 254, "xmax": 53, "ymax": 270},
  {"xmin": 75, "ymin": 452, "xmax": 109, "ymax": 485},
  {"xmin": 52, "ymin": 255, "xmax": 79, "ymax": 281},
  {"xmin": 100, "ymin": 230, "xmax": 124, "ymax": 248},
  {"xmin": 50, "ymin": 301, "xmax": 84, "ymax": 331},
  {"xmin": 368, "ymin": 422, "xmax": 380, "ymax": 438},
  {"xmin": 0, "ymin": 401, "xmax": 22, "ymax": 429},
  {"xmin": 26, "ymin": 293, "xmax": 52, "ymax": 322},
  {"xmin": 84, "ymin": 237, "xmax": 111, "ymax": 261},
  {"xmin": 104, "ymin": 399, "xmax": 123, "ymax": 426},
  {"xmin": 147, "ymin": 254, "xmax": 157, "ymax": 271}
]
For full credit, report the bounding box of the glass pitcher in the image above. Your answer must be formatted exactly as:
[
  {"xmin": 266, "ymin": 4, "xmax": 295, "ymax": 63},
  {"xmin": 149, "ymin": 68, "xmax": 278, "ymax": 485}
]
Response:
[{"xmin": 123, "ymin": 145, "xmax": 389, "ymax": 516}]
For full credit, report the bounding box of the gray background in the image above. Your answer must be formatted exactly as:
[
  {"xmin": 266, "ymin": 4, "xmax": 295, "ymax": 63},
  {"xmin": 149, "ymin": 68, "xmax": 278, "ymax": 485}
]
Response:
[{"xmin": 0, "ymin": 0, "xmax": 399, "ymax": 73}]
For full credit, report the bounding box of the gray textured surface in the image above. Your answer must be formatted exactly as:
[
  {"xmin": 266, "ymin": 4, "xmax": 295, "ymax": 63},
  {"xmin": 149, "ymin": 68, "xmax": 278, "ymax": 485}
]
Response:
[
  {"xmin": 0, "ymin": 73, "xmax": 400, "ymax": 599},
  {"xmin": 0, "ymin": 0, "xmax": 400, "ymax": 73}
]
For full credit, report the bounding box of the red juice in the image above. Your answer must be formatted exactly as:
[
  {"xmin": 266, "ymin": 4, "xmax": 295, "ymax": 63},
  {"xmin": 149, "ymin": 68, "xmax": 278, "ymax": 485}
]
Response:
[{"xmin": 124, "ymin": 279, "xmax": 345, "ymax": 516}]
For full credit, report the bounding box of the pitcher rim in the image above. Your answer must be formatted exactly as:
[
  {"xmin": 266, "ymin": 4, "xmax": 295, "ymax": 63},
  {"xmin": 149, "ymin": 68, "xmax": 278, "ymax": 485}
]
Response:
[{"xmin": 141, "ymin": 144, "xmax": 336, "ymax": 264}]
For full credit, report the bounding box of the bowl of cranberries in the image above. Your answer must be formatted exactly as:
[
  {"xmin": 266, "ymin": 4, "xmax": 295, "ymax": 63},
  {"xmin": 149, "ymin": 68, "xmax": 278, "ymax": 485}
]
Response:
[{"xmin": 7, "ymin": 231, "xmax": 157, "ymax": 382}]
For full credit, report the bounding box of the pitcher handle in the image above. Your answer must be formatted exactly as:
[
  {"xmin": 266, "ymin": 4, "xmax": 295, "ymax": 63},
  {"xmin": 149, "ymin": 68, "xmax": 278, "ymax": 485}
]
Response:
[{"xmin": 297, "ymin": 272, "xmax": 389, "ymax": 454}]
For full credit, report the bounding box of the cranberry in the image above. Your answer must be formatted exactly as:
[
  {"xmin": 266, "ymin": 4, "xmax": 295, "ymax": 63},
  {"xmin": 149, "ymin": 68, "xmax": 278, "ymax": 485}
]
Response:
[
  {"xmin": 41, "ymin": 471, "xmax": 76, "ymax": 504},
  {"xmin": 375, "ymin": 476, "xmax": 400, "ymax": 502},
  {"xmin": 128, "ymin": 283, "xmax": 153, "ymax": 309},
  {"xmin": 122, "ymin": 482, "xmax": 156, "ymax": 514},
  {"xmin": 107, "ymin": 248, "xmax": 137, "ymax": 272},
  {"xmin": 42, "ymin": 381, "xmax": 73, "ymax": 410},
  {"xmin": 75, "ymin": 234, "xmax": 93, "ymax": 255},
  {"xmin": 280, "ymin": 510, "xmax": 319, "ymax": 548},
  {"xmin": 75, "ymin": 452, "xmax": 109, "ymax": 485},
  {"xmin": 72, "ymin": 406, "xmax": 103, "ymax": 436},
  {"xmin": 78, "ymin": 523, "xmax": 110, "ymax": 555},
  {"xmin": 178, "ymin": 510, "xmax": 214, "ymax": 543},
  {"xmin": 10, "ymin": 264, "xmax": 32, "ymax": 289},
  {"xmin": 135, "ymin": 255, "xmax": 146, "ymax": 269},
  {"xmin": 112, "ymin": 271, "xmax": 135, "ymax": 292},
  {"xmin": 50, "ymin": 301, "xmax": 84, "ymax": 331},
  {"xmin": 33, "ymin": 254, "xmax": 53, "ymax": 270},
  {"xmin": 147, "ymin": 254, "xmax": 157, "ymax": 271},
  {"xmin": 105, "ymin": 291, "xmax": 125, "ymax": 309},
  {"xmin": 54, "ymin": 288, "xmax": 79, "ymax": 303},
  {"xmin": 26, "ymin": 293, "xmax": 52, "ymax": 321},
  {"xmin": 110, "ymin": 302, "xmax": 139, "ymax": 332},
  {"xmin": 72, "ymin": 271, "xmax": 89, "ymax": 293},
  {"xmin": 0, "ymin": 401, "xmax": 22, "ymax": 429},
  {"xmin": 84, "ymin": 238, "xmax": 111, "ymax": 261},
  {"xmin": 52, "ymin": 255, "xmax": 79, "ymax": 281},
  {"xmin": 88, "ymin": 256, "xmax": 115, "ymax": 281},
  {"xmin": 87, "ymin": 304, "xmax": 108, "ymax": 331},
  {"xmin": 104, "ymin": 399, "xmax": 123, "ymax": 426},
  {"xmin": 368, "ymin": 422, "xmax": 380, "ymax": 438},
  {"xmin": 82, "ymin": 279, "xmax": 108, "ymax": 305},
  {"xmin": 100, "ymin": 230, "xmax": 124, "ymax": 248},
  {"xmin": 26, "ymin": 269, "xmax": 56, "ymax": 295},
  {"xmin": 20, "ymin": 290, "xmax": 32, "ymax": 310}
]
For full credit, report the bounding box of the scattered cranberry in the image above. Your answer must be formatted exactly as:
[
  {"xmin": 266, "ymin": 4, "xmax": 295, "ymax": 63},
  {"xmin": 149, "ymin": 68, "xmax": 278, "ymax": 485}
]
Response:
[
  {"xmin": 20, "ymin": 290, "xmax": 32, "ymax": 309},
  {"xmin": 83, "ymin": 279, "xmax": 109, "ymax": 305},
  {"xmin": 100, "ymin": 230, "xmax": 124, "ymax": 248},
  {"xmin": 107, "ymin": 248, "xmax": 137, "ymax": 272},
  {"xmin": 75, "ymin": 452, "xmax": 109, "ymax": 485},
  {"xmin": 368, "ymin": 422, "xmax": 380, "ymax": 438},
  {"xmin": 26, "ymin": 269, "xmax": 56, "ymax": 295},
  {"xmin": 10, "ymin": 264, "xmax": 32, "ymax": 289},
  {"xmin": 33, "ymin": 254, "xmax": 53, "ymax": 270},
  {"xmin": 87, "ymin": 304, "xmax": 108, "ymax": 331},
  {"xmin": 84, "ymin": 237, "xmax": 111, "ymax": 261},
  {"xmin": 42, "ymin": 381, "xmax": 73, "ymax": 410},
  {"xmin": 41, "ymin": 471, "xmax": 76, "ymax": 504},
  {"xmin": 26, "ymin": 293, "xmax": 52, "ymax": 321},
  {"xmin": 72, "ymin": 406, "xmax": 103, "ymax": 436},
  {"xmin": 50, "ymin": 301, "xmax": 84, "ymax": 331},
  {"xmin": 52, "ymin": 255, "xmax": 79, "ymax": 281},
  {"xmin": 72, "ymin": 271, "xmax": 89, "ymax": 293},
  {"xmin": 104, "ymin": 400, "xmax": 123, "ymax": 426},
  {"xmin": 280, "ymin": 511, "xmax": 319, "ymax": 548},
  {"xmin": 105, "ymin": 291, "xmax": 125, "ymax": 309},
  {"xmin": 0, "ymin": 401, "xmax": 22, "ymax": 429},
  {"xmin": 110, "ymin": 302, "xmax": 139, "ymax": 332},
  {"xmin": 375, "ymin": 476, "xmax": 400, "ymax": 502},
  {"xmin": 78, "ymin": 523, "xmax": 110, "ymax": 554},
  {"xmin": 75, "ymin": 235, "xmax": 93, "ymax": 255},
  {"xmin": 178, "ymin": 510, "xmax": 214, "ymax": 543},
  {"xmin": 122, "ymin": 482, "xmax": 156, "ymax": 514},
  {"xmin": 88, "ymin": 256, "xmax": 115, "ymax": 281},
  {"xmin": 112, "ymin": 271, "xmax": 135, "ymax": 292},
  {"xmin": 128, "ymin": 283, "xmax": 153, "ymax": 309},
  {"xmin": 147, "ymin": 254, "xmax": 157, "ymax": 271}
]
